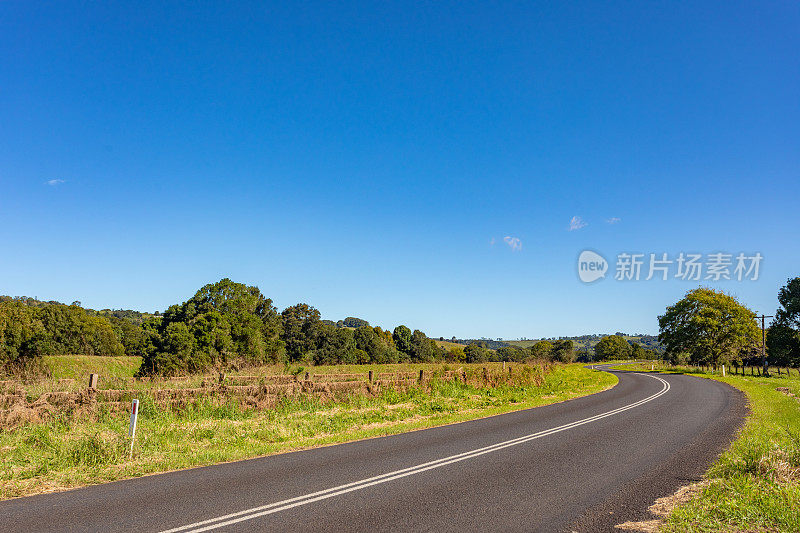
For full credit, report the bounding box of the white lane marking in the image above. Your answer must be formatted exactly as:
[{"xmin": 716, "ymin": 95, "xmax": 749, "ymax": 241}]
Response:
[{"xmin": 162, "ymin": 373, "xmax": 670, "ymax": 533}]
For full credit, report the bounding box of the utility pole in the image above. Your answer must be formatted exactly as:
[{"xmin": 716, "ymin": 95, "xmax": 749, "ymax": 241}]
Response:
[{"xmin": 756, "ymin": 314, "xmax": 774, "ymax": 377}]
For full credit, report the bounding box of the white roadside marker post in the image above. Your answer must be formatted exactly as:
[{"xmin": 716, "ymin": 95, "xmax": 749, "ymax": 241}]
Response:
[
  {"xmin": 722, "ymin": 365, "xmax": 726, "ymax": 377},
  {"xmin": 128, "ymin": 399, "xmax": 139, "ymax": 460}
]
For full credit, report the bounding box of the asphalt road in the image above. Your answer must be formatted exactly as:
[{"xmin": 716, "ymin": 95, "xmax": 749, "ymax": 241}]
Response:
[{"xmin": 1, "ymin": 367, "xmax": 746, "ymax": 533}]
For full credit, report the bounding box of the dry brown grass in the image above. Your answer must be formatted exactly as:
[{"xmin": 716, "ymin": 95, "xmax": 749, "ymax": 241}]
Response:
[{"xmin": 615, "ymin": 481, "xmax": 708, "ymax": 532}]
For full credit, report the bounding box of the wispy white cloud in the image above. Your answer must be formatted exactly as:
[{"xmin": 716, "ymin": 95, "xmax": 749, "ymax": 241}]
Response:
[
  {"xmin": 503, "ymin": 236, "xmax": 522, "ymax": 252},
  {"xmin": 46, "ymin": 179, "xmax": 65, "ymax": 186},
  {"xmin": 568, "ymin": 216, "xmax": 587, "ymax": 231},
  {"xmin": 606, "ymin": 217, "xmax": 621, "ymax": 224},
  {"xmin": 489, "ymin": 237, "xmax": 496, "ymax": 246}
]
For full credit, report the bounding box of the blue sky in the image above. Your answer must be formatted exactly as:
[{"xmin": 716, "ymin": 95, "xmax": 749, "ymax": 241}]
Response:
[{"xmin": 2, "ymin": 1, "xmax": 798, "ymax": 338}]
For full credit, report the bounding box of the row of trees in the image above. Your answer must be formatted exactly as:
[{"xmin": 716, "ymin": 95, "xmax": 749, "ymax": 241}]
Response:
[
  {"xmin": 1, "ymin": 278, "xmax": 598, "ymax": 375},
  {"xmin": 137, "ymin": 280, "xmax": 582, "ymax": 374},
  {"xmin": 0, "ymin": 299, "xmax": 125, "ymax": 365}
]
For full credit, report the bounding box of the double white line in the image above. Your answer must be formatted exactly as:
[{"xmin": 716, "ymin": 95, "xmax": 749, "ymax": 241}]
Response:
[{"xmin": 162, "ymin": 373, "xmax": 670, "ymax": 533}]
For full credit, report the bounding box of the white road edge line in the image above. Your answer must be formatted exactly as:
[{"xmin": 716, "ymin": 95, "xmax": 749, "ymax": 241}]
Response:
[{"xmin": 161, "ymin": 372, "xmax": 670, "ymax": 533}]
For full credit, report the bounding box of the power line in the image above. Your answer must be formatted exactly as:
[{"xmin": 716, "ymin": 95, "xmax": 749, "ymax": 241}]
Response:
[{"xmin": 755, "ymin": 313, "xmax": 774, "ymax": 376}]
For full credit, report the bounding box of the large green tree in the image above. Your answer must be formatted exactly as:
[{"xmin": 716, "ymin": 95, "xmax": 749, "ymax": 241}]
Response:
[
  {"xmin": 140, "ymin": 279, "xmax": 282, "ymax": 375},
  {"xmin": 594, "ymin": 335, "xmax": 632, "ymax": 361},
  {"xmin": 767, "ymin": 277, "xmax": 800, "ymax": 367},
  {"xmin": 658, "ymin": 287, "xmax": 759, "ymax": 366}
]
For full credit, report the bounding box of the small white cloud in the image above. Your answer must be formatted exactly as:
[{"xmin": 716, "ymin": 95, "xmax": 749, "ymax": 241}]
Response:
[
  {"xmin": 568, "ymin": 216, "xmax": 588, "ymax": 231},
  {"xmin": 607, "ymin": 217, "xmax": 621, "ymax": 224},
  {"xmin": 46, "ymin": 179, "xmax": 65, "ymax": 186},
  {"xmin": 489, "ymin": 237, "xmax": 496, "ymax": 246},
  {"xmin": 503, "ymin": 236, "xmax": 522, "ymax": 252}
]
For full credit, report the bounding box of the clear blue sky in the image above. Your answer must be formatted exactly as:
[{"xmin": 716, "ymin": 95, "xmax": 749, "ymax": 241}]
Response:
[{"xmin": 2, "ymin": 1, "xmax": 798, "ymax": 339}]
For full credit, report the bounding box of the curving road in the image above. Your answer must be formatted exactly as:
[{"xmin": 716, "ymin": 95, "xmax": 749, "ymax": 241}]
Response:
[{"xmin": 1, "ymin": 367, "xmax": 746, "ymax": 532}]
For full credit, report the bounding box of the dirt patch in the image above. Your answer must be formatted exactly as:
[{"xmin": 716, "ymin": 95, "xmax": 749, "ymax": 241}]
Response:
[
  {"xmin": 615, "ymin": 481, "xmax": 708, "ymax": 531},
  {"xmin": 776, "ymin": 387, "xmax": 799, "ymax": 402}
]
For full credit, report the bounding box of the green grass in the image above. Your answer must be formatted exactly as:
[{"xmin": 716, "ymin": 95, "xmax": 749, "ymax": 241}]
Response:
[
  {"xmin": 41, "ymin": 355, "xmax": 142, "ymax": 381},
  {"xmin": 0, "ymin": 363, "xmax": 616, "ymax": 500},
  {"xmin": 609, "ymin": 362, "xmax": 800, "ymax": 532}
]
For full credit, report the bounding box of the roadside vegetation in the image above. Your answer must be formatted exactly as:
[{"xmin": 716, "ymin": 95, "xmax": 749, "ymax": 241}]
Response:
[
  {"xmin": 608, "ymin": 362, "xmax": 800, "ymax": 532},
  {"xmin": 41, "ymin": 355, "xmax": 143, "ymax": 381},
  {"xmin": 0, "ymin": 362, "xmax": 616, "ymax": 500},
  {"xmin": 610, "ymin": 276, "xmax": 800, "ymax": 532}
]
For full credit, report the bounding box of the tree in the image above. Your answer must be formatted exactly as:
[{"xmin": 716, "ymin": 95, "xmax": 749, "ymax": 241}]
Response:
[
  {"xmin": 530, "ymin": 340, "xmax": 553, "ymax": 360},
  {"xmin": 629, "ymin": 342, "xmax": 649, "ymax": 360},
  {"xmin": 313, "ymin": 324, "xmax": 355, "ymax": 365},
  {"xmin": 139, "ymin": 279, "xmax": 283, "ymax": 375},
  {"xmin": 658, "ymin": 288, "xmax": 759, "ymax": 366},
  {"xmin": 281, "ymin": 303, "xmax": 321, "ymax": 362},
  {"xmin": 464, "ymin": 342, "xmax": 489, "ymax": 363},
  {"xmin": 341, "ymin": 317, "xmax": 370, "ymax": 328},
  {"xmin": 594, "ymin": 335, "xmax": 632, "ymax": 361},
  {"xmin": 497, "ymin": 346, "xmax": 526, "ymax": 362},
  {"xmin": 767, "ymin": 277, "xmax": 800, "ymax": 367},
  {"xmin": 354, "ymin": 326, "xmax": 389, "ymax": 362},
  {"xmin": 551, "ymin": 339, "xmax": 575, "ymax": 363},
  {"xmin": 410, "ymin": 329, "xmax": 438, "ymax": 363},
  {"xmin": 393, "ymin": 325, "xmax": 413, "ymax": 356},
  {"xmin": 147, "ymin": 321, "xmax": 206, "ymax": 376},
  {"xmin": 446, "ymin": 346, "xmax": 466, "ymax": 362}
]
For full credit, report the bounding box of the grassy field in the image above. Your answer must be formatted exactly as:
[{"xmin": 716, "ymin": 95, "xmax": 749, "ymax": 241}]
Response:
[
  {"xmin": 609, "ymin": 362, "xmax": 800, "ymax": 532},
  {"xmin": 0, "ymin": 363, "xmax": 616, "ymax": 500},
  {"xmin": 41, "ymin": 355, "xmax": 143, "ymax": 381}
]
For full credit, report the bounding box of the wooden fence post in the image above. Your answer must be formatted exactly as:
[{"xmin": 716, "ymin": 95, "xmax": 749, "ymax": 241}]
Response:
[
  {"xmin": 419, "ymin": 369, "xmax": 424, "ymax": 383},
  {"xmin": 368, "ymin": 370, "xmax": 373, "ymax": 383},
  {"xmin": 88, "ymin": 373, "xmax": 99, "ymax": 390}
]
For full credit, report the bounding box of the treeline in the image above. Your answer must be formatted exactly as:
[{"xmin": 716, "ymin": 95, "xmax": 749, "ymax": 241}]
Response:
[
  {"xmin": 136, "ymin": 280, "xmax": 582, "ymax": 375},
  {"xmin": 2, "ymin": 276, "xmax": 679, "ymax": 377},
  {"xmin": 1, "ymin": 279, "xmax": 567, "ymax": 377},
  {"xmin": 0, "ymin": 297, "xmax": 127, "ymax": 363}
]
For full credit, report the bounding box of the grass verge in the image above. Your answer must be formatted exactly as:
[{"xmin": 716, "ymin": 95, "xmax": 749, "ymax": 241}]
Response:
[
  {"xmin": 608, "ymin": 362, "xmax": 800, "ymax": 532},
  {"xmin": 0, "ymin": 363, "xmax": 616, "ymax": 500},
  {"xmin": 41, "ymin": 355, "xmax": 143, "ymax": 381}
]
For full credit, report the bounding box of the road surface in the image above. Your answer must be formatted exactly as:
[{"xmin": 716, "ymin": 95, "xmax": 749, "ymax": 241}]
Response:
[{"xmin": 0, "ymin": 367, "xmax": 746, "ymax": 532}]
